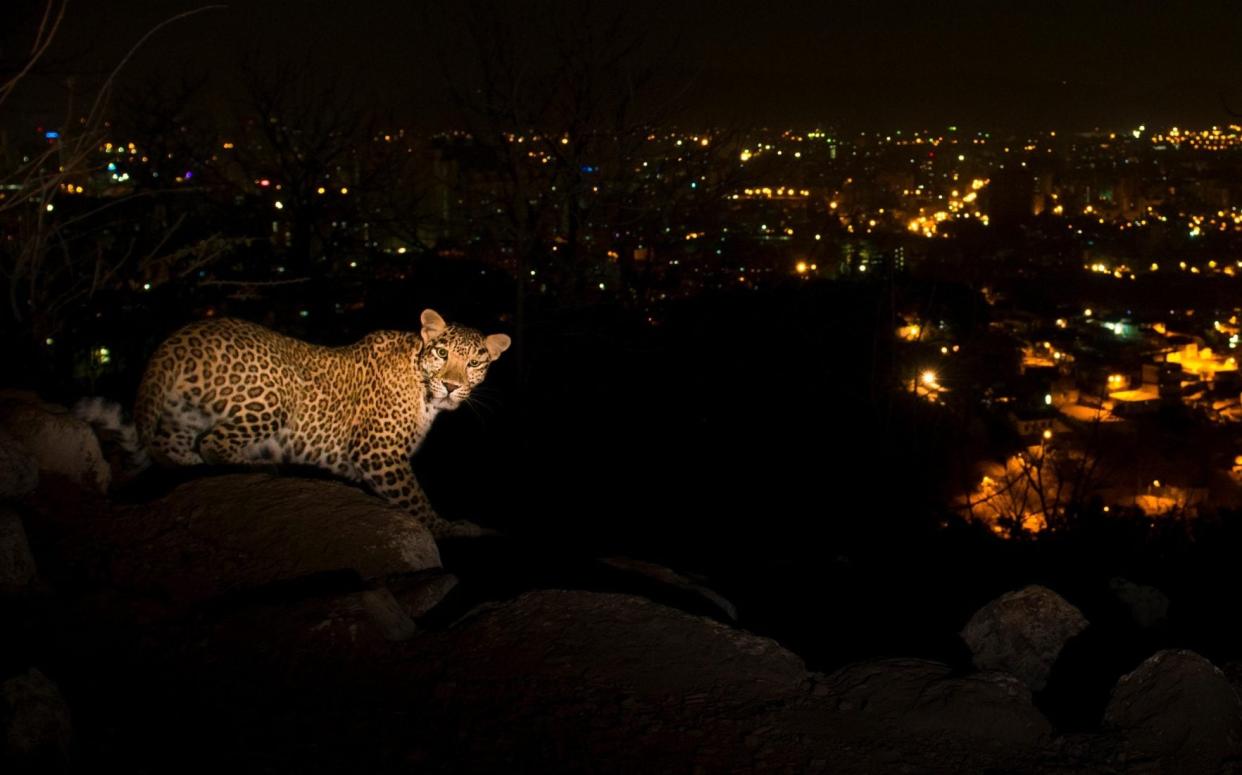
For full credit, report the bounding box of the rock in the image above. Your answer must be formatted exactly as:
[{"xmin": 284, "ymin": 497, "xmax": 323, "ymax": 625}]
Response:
[
  {"xmin": 199, "ymin": 586, "xmax": 418, "ymax": 679},
  {"xmin": 0, "ymin": 508, "xmax": 37, "ymax": 594},
  {"xmin": 0, "ymin": 395, "xmax": 109, "ymax": 494},
  {"xmin": 1, "ymin": 668, "xmax": 73, "ymax": 773},
  {"xmin": 359, "ymin": 587, "xmax": 418, "ymax": 642},
  {"xmin": 442, "ymin": 590, "xmax": 806, "ymax": 704},
  {"xmin": 386, "ymin": 570, "xmax": 460, "ymax": 619},
  {"xmin": 819, "ymin": 658, "xmax": 1052, "ymax": 749},
  {"xmin": 1108, "ymin": 577, "xmax": 1169, "ymax": 629},
  {"xmin": 0, "ymin": 430, "xmax": 38, "ymax": 499},
  {"xmin": 600, "ymin": 556, "xmax": 738, "ymax": 621},
  {"xmin": 1104, "ymin": 649, "xmax": 1242, "ymax": 771},
  {"xmin": 77, "ymin": 474, "xmax": 441, "ymax": 607},
  {"xmin": 960, "ymin": 585, "xmax": 1088, "ymax": 691}
]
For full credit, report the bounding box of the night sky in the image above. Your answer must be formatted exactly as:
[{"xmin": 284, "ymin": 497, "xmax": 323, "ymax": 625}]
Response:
[{"xmin": 7, "ymin": 0, "xmax": 1242, "ymax": 130}]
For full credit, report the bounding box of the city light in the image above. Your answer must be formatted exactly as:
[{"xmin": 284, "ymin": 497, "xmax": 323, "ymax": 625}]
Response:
[{"xmin": 897, "ymin": 323, "xmax": 922, "ymax": 341}]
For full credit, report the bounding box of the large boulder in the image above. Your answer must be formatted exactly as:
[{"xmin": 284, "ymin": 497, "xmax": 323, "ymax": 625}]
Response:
[
  {"xmin": 385, "ymin": 570, "xmax": 460, "ymax": 620},
  {"xmin": 0, "ymin": 508, "xmax": 37, "ymax": 594},
  {"xmin": 1104, "ymin": 650, "xmax": 1242, "ymax": 771},
  {"xmin": 0, "ymin": 395, "xmax": 108, "ymax": 494},
  {"xmin": 71, "ymin": 474, "xmax": 441, "ymax": 607},
  {"xmin": 405, "ymin": 590, "xmax": 810, "ymax": 772},
  {"xmin": 197, "ymin": 584, "xmax": 421, "ymax": 680},
  {"xmin": 818, "ymin": 658, "xmax": 1051, "ymax": 750},
  {"xmin": 439, "ymin": 590, "xmax": 806, "ymax": 703},
  {"xmin": 960, "ymin": 585, "xmax": 1088, "ymax": 691},
  {"xmin": 599, "ymin": 556, "xmax": 738, "ymax": 621},
  {"xmin": 0, "ymin": 430, "xmax": 38, "ymax": 499},
  {"xmin": 1, "ymin": 668, "xmax": 73, "ymax": 773},
  {"xmin": 1108, "ymin": 577, "xmax": 1170, "ymax": 629}
]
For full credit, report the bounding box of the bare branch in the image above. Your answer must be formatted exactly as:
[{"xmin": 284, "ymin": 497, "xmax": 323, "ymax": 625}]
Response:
[{"xmin": 0, "ymin": 0, "xmax": 68, "ymax": 109}]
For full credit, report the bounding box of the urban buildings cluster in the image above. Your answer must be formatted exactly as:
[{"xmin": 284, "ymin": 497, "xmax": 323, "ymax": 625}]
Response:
[{"xmin": 12, "ymin": 119, "xmax": 1242, "ymax": 532}]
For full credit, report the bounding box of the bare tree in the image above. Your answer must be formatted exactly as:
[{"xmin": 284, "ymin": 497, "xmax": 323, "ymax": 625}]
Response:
[
  {"xmin": 427, "ymin": 0, "xmax": 712, "ymax": 368},
  {"xmin": 213, "ymin": 53, "xmax": 431, "ymax": 276},
  {"xmin": 960, "ymin": 419, "xmax": 1110, "ymax": 537},
  {"xmin": 0, "ymin": 2, "xmax": 232, "ymax": 352}
]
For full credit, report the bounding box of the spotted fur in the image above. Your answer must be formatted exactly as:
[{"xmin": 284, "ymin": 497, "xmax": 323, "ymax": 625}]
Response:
[{"xmin": 133, "ymin": 309, "xmax": 510, "ymax": 537}]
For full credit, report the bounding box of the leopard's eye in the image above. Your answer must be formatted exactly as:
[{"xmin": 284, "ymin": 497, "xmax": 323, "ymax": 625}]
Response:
[
  {"xmin": 435, "ymin": 346, "xmax": 448, "ymax": 358},
  {"xmin": 468, "ymin": 359, "xmax": 486, "ymax": 368}
]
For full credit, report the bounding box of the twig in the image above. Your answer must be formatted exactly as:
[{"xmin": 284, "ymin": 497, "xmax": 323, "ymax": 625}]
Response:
[{"xmin": 198, "ymin": 278, "xmax": 311, "ymax": 287}]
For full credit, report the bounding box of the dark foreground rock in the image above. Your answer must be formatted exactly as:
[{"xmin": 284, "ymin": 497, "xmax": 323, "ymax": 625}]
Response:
[
  {"xmin": 0, "ymin": 429, "xmax": 38, "ymax": 499},
  {"xmin": 0, "ymin": 394, "xmax": 109, "ymax": 494},
  {"xmin": 961, "ymin": 584, "xmax": 1089, "ymax": 691},
  {"xmin": 43, "ymin": 473, "xmax": 441, "ymax": 607},
  {"xmin": 0, "ymin": 508, "xmax": 37, "ymax": 595},
  {"xmin": 1, "ymin": 668, "xmax": 73, "ymax": 774},
  {"xmin": 1105, "ymin": 649, "xmax": 1242, "ymax": 772},
  {"xmin": 1108, "ymin": 576, "xmax": 1170, "ymax": 630},
  {"xmin": 818, "ymin": 658, "xmax": 1050, "ymax": 750},
  {"xmin": 600, "ymin": 555, "xmax": 738, "ymax": 620}
]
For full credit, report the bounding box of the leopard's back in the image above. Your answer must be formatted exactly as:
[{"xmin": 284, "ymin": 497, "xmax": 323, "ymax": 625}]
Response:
[{"xmin": 135, "ymin": 318, "xmax": 343, "ymax": 467}]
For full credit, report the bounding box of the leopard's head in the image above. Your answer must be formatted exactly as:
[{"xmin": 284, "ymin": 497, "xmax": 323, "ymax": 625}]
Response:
[{"xmin": 417, "ymin": 309, "xmax": 510, "ymax": 410}]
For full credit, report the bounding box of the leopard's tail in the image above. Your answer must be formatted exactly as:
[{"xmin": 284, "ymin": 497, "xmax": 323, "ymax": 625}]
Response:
[{"xmin": 73, "ymin": 397, "xmax": 151, "ymax": 477}]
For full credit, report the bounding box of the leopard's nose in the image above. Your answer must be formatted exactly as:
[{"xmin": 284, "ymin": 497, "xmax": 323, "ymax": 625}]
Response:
[{"xmin": 443, "ymin": 381, "xmax": 461, "ymax": 394}]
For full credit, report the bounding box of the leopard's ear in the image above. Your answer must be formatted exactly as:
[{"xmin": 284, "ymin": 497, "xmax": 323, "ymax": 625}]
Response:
[
  {"xmin": 484, "ymin": 333, "xmax": 511, "ymax": 359},
  {"xmin": 420, "ymin": 309, "xmax": 447, "ymax": 342}
]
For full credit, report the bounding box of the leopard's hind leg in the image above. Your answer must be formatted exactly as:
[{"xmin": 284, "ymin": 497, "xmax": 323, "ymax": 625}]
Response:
[
  {"xmin": 146, "ymin": 408, "xmax": 206, "ymax": 466},
  {"xmin": 195, "ymin": 415, "xmax": 284, "ymax": 465}
]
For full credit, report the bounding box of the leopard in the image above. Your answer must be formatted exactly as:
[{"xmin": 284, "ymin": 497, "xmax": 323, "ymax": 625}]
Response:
[{"xmin": 94, "ymin": 309, "xmax": 509, "ymax": 538}]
